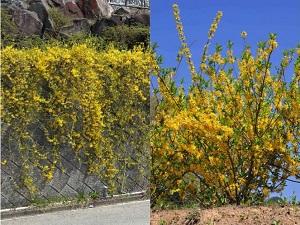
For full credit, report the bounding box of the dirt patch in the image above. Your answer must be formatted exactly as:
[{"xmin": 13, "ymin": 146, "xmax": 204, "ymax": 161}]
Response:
[{"xmin": 151, "ymin": 205, "xmax": 300, "ymax": 225}]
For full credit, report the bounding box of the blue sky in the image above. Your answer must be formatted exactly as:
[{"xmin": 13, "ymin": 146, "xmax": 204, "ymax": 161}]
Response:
[{"xmin": 150, "ymin": 0, "xmax": 300, "ymax": 199}]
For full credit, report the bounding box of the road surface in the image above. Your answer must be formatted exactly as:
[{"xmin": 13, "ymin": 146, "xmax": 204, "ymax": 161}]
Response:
[{"xmin": 1, "ymin": 200, "xmax": 150, "ymax": 225}]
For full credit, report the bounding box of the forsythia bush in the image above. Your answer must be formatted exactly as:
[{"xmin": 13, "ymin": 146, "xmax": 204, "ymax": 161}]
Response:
[
  {"xmin": 1, "ymin": 44, "xmax": 156, "ymax": 194},
  {"xmin": 151, "ymin": 4, "xmax": 300, "ymax": 206}
]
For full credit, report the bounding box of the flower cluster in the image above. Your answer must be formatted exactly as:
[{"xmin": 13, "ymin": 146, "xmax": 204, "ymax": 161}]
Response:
[
  {"xmin": 173, "ymin": 4, "xmax": 197, "ymax": 82},
  {"xmin": 151, "ymin": 5, "xmax": 300, "ymax": 206},
  {"xmin": 1, "ymin": 44, "xmax": 157, "ymax": 194},
  {"xmin": 208, "ymin": 11, "xmax": 223, "ymax": 40}
]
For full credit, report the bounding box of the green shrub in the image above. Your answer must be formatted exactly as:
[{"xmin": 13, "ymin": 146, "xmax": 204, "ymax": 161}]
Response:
[
  {"xmin": 89, "ymin": 191, "xmax": 100, "ymax": 200},
  {"xmin": 100, "ymin": 25, "xmax": 149, "ymax": 49},
  {"xmin": 48, "ymin": 8, "xmax": 71, "ymax": 33},
  {"xmin": 1, "ymin": 8, "xmax": 20, "ymax": 46},
  {"xmin": 1, "ymin": 8, "xmax": 19, "ymax": 33}
]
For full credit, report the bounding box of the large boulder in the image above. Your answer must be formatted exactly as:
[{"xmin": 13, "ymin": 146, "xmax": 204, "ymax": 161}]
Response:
[
  {"xmin": 113, "ymin": 7, "xmax": 130, "ymax": 17},
  {"xmin": 125, "ymin": 12, "xmax": 149, "ymax": 26},
  {"xmin": 46, "ymin": 0, "xmax": 84, "ymax": 18},
  {"xmin": 111, "ymin": 7, "xmax": 130, "ymax": 23},
  {"xmin": 77, "ymin": 0, "xmax": 113, "ymax": 19},
  {"xmin": 28, "ymin": 0, "xmax": 54, "ymax": 33},
  {"xmin": 48, "ymin": 0, "xmax": 64, "ymax": 7},
  {"xmin": 1, "ymin": 0, "xmax": 29, "ymax": 9},
  {"xmin": 60, "ymin": 18, "xmax": 90, "ymax": 36},
  {"xmin": 90, "ymin": 17, "xmax": 119, "ymax": 35},
  {"xmin": 45, "ymin": 0, "xmax": 84, "ymax": 18},
  {"xmin": 64, "ymin": 0, "xmax": 84, "ymax": 18},
  {"xmin": 9, "ymin": 6, "xmax": 43, "ymax": 35}
]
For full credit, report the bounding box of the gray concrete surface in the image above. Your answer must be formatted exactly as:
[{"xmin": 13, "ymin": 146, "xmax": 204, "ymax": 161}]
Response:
[
  {"xmin": 1, "ymin": 200, "xmax": 150, "ymax": 225},
  {"xmin": 1, "ymin": 137, "xmax": 148, "ymax": 209}
]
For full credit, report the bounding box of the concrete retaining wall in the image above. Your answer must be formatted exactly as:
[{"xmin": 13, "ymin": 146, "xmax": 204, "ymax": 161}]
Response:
[{"xmin": 1, "ymin": 127, "xmax": 148, "ymax": 209}]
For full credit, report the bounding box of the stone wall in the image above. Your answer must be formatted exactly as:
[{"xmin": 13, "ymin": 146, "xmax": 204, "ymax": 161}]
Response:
[{"xmin": 1, "ymin": 127, "xmax": 149, "ymax": 209}]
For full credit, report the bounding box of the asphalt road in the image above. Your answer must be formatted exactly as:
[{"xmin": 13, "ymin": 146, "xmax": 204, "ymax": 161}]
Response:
[{"xmin": 1, "ymin": 200, "xmax": 150, "ymax": 225}]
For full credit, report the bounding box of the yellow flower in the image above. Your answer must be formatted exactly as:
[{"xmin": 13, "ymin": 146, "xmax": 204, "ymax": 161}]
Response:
[
  {"xmin": 71, "ymin": 68, "xmax": 80, "ymax": 77},
  {"xmin": 241, "ymin": 31, "xmax": 248, "ymax": 39}
]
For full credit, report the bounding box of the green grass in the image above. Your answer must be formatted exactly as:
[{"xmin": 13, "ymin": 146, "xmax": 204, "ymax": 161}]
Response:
[{"xmin": 30, "ymin": 191, "xmax": 102, "ymax": 208}]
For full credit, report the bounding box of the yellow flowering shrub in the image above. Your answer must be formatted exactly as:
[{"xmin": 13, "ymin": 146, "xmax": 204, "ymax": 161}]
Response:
[
  {"xmin": 151, "ymin": 4, "xmax": 300, "ymax": 206},
  {"xmin": 1, "ymin": 44, "xmax": 156, "ymax": 194}
]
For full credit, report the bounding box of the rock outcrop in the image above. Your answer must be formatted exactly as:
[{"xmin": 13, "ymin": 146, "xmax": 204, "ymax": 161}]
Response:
[
  {"xmin": 1, "ymin": 0, "xmax": 149, "ymax": 37},
  {"xmin": 28, "ymin": 0, "xmax": 54, "ymax": 34},
  {"xmin": 60, "ymin": 18, "xmax": 90, "ymax": 36},
  {"xmin": 90, "ymin": 17, "xmax": 116, "ymax": 35},
  {"xmin": 77, "ymin": 0, "xmax": 113, "ymax": 19},
  {"xmin": 125, "ymin": 11, "xmax": 149, "ymax": 26},
  {"xmin": 9, "ymin": 5, "xmax": 43, "ymax": 35},
  {"xmin": 64, "ymin": 0, "xmax": 84, "ymax": 18}
]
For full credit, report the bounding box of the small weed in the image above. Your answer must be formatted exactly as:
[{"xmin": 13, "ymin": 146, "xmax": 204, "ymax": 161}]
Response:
[
  {"xmin": 31, "ymin": 197, "xmax": 49, "ymax": 207},
  {"xmin": 265, "ymin": 196, "xmax": 284, "ymax": 206},
  {"xmin": 271, "ymin": 220, "xmax": 281, "ymax": 225},
  {"xmin": 159, "ymin": 219, "xmax": 167, "ymax": 225},
  {"xmin": 76, "ymin": 192, "xmax": 87, "ymax": 203},
  {"xmin": 206, "ymin": 220, "xmax": 215, "ymax": 225},
  {"xmin": 31, "ymin": 196, "xmax": 69, "ymax": 208},
  {"xmin": 289, "ymin": 192, "xmax": 299, "ymax": 205},
  {"xmin": 266, "ymin": 192, "xmax": 300, "ymax": 206},
  {"xmin": 89, "ymin": 191, "xmax": 99, "ymax": 200}
]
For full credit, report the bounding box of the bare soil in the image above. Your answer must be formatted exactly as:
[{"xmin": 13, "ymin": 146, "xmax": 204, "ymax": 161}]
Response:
[{"xmin": 151, "ymin": 205, "xmax": 300, "ymax": 225}]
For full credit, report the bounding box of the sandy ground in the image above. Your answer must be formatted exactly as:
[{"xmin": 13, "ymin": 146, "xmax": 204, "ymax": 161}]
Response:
[{"xmin": 151, "ymin": 205, "xmax": 300, "ymax": 225}]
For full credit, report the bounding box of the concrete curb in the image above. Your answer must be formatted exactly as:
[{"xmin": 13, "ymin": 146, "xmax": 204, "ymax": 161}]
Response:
[{"xmin": 1, "ymin": 191, "xmax": 148, "ymax": 220}]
